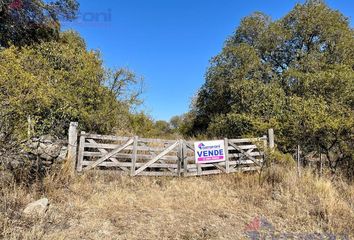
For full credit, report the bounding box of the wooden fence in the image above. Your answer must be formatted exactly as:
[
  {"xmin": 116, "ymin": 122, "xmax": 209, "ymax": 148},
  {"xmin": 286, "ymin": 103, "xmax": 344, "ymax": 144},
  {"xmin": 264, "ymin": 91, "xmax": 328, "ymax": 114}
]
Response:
[{"xmin": 68, "ymin": 123, "xmax": 274, "ymax": 177}]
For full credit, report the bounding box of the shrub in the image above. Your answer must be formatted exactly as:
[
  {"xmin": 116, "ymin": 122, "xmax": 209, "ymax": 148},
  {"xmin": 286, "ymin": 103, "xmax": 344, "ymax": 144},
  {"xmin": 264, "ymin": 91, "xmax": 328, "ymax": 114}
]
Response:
[{"xmin": 0, "ymin": 31, "xmax": 140, "ymax": 141}]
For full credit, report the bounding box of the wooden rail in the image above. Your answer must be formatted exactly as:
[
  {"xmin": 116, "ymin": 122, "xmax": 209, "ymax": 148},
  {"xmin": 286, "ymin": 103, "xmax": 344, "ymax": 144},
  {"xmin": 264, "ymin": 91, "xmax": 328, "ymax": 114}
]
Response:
[{"xmin": 70, "ymin": 127, "xmax": 272, "ymax": 177}]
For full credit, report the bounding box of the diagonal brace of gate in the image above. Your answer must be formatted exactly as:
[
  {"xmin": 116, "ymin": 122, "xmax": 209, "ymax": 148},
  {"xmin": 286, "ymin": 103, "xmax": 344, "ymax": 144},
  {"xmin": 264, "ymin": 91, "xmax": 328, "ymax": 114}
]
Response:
[
  {"xmin": 83, "ymin": 138, "xmax": 134, "ymax": 171},
  {"xmin": 134, "ymin": 141, "xmax": 179, "ymax": 175},
  {"xmin": 228, "ymin": 142, "xmax": 261, "ymax": 167},
  {"xmin": 86, "ymin": 139, "xmax": 129, "ymax": 172}
]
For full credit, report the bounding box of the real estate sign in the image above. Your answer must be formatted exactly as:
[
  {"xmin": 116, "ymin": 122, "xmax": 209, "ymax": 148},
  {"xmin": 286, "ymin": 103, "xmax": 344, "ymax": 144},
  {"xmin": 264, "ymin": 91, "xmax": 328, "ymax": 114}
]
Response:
[{"xmin": 194, "ymin": 140, "xmax": 225, "ymax": 164}]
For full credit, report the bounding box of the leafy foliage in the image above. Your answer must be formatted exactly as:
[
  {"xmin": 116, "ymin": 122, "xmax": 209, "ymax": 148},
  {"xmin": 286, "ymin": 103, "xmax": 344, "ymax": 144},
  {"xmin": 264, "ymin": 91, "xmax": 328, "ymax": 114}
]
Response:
[
  {"xmin": 129, "ymin": 113, "xmax": 178, "ymax": 138},
  {"xmin": 0, "ymin": 31, "xmax": 141, "ymax": 141},
  {"xmin": 186, "ymin": 0, "xmax": 354, "ymax": 173},
  {"xmin": 0, "ymin": 0, "xmax": 79, "ymax": 47}
]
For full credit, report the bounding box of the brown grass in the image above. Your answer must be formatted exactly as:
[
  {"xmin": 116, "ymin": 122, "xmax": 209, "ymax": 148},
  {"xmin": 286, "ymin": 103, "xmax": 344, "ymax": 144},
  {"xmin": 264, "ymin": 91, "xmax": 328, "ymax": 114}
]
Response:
[{"xmin": 1, "ymin": 162, "xmax": 354, "ymax": 239}]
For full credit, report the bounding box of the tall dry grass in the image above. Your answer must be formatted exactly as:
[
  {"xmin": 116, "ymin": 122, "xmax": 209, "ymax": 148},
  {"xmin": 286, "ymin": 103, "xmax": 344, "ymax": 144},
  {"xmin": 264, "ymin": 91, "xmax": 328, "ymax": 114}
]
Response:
[{"xmin": 1, "ymin": 160, "xmax": 354, "ymax": 239}]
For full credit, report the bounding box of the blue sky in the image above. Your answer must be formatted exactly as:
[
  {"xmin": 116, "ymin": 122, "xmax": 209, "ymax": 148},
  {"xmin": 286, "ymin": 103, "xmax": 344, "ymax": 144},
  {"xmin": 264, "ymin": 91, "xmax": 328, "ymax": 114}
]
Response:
[{"xmin": 62, "ymin": 0, "xmax": 353, "ymax": 121}]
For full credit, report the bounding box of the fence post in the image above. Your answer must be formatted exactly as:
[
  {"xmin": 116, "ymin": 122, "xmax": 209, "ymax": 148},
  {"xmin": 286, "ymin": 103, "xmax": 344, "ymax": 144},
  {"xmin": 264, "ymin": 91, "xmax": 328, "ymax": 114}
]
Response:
[
  {"xmin": 197, "ymin": 163, "xmax": 202, "ymax": 175},
  {"xmin": 77, "ymin": 131, "xmax": 86, "ymax": 172},
  {"xmin": 297, "ymin": 145, "xmax": 301, "ymax": 177},
  {"xmin": 183, "ymin": 141, "xmax": 188, "ymax": 177},
  {"xmin": 224, "ymin": 138, "xmax": 230, "ymax": 173},
  {"xmin": 131, "ymin": 136, "xmax": 138, "ymax": 176},
  {"xmin": 68, "ymin": 122, "xmax": 78, "ymax": 173},
  {"xmin": 268, "ymin": 128, "xmax": 275, "ymax": 150},
  {"xmin": 177, "ymin": 139, "xmax": 183, "ymax": 177}
]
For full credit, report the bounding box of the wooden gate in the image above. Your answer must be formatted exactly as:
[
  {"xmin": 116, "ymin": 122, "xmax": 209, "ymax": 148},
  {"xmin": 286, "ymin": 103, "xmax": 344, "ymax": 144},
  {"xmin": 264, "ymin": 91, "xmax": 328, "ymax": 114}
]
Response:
[
  {"xmin": 77, "ymin": 133, "xmax": 182, "ymax": 176},
  {"xmin": 73, "ymin": 129, "xmax": 272, "ymax": 177}
]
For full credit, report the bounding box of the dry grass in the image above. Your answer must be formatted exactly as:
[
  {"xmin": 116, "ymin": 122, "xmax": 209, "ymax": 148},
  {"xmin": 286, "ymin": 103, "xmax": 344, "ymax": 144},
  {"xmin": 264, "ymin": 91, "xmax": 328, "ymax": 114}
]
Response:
[{"xmin": 1, "ymin": 163, "xmax": 354, "ymax": 239}]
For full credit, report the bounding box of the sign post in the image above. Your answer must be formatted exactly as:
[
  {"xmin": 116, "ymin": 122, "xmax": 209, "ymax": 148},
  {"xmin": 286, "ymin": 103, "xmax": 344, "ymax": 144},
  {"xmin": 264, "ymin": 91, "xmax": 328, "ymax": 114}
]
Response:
[{"xmin": 194, "ymin": 140, "xmax": 226, "ymax": 164}]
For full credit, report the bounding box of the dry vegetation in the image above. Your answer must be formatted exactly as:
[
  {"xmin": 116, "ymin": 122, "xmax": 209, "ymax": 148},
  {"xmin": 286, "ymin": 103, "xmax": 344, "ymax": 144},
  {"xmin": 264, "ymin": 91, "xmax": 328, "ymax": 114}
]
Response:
[{"xmin": 1, "ymin": 162, "xmax": 354, "ymax": 240}]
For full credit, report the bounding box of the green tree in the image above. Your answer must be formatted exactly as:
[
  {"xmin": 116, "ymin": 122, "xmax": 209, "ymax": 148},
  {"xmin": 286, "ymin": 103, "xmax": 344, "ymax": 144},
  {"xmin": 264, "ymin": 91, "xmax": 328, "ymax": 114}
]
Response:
[
  {"xmin": 129, "ymin": 112, "xmax": 156, "ymax": 137},
  {"xmin": 170, "ymin": 115, "xmax": 185, "ymax": 133},
  {"xmin": 155, "ymin": 120, "xmax": 172, "ymax": 135},
  {"xmin": 128, "ymin": 113, "xmax": 173, "ymax": 138},
  {"xmin": 0, "ymin": 31, "xmax": 140, "ymax": 141},
  {"xmin": 187, "ymin": 0, "xmax": 354, "ymax": 174},
  {"xmin": 0, "ymin": 0, "xmax": 79, "ymax": 47}
]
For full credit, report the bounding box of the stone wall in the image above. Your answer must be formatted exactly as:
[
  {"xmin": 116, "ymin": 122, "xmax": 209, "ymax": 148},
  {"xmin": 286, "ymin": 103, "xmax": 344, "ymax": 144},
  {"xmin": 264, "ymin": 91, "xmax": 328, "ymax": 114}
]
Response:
[
  {"xmin": 0, "ymin": 135, "xmax": 68, "ymax": 173},
  {"xmin": 25, "ymin": 135, "xmax": 68, "ymax": 166}
]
